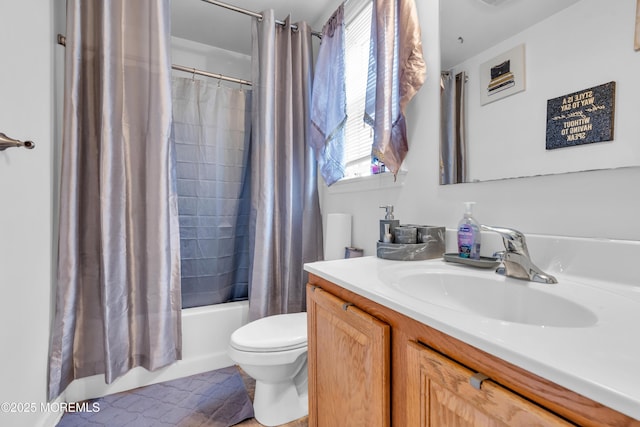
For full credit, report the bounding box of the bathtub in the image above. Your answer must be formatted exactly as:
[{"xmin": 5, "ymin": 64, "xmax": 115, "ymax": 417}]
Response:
[{"xmin": 63, "ymin": 300, "xmax": 249, "ymax": 403}]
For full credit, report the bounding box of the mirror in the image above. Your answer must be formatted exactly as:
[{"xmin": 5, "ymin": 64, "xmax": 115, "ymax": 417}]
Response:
[{"xmin": 440, "ymin": 0, "xmax": 640, "ymax": 183}]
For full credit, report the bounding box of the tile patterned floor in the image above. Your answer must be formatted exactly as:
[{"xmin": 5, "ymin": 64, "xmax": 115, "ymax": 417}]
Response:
[
  {"xmin": 57, "ymin": 366, "xmax": 254, "ymax": 427},
  {"xmin": 56, "ymin": 366, "xmax": 307, "ymax": 427}
]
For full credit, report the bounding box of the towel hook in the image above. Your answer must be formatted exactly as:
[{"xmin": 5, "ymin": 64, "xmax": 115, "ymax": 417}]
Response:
[{"xmin": 0, "ymin": 132, "xmax": 35, "ymax": 151}]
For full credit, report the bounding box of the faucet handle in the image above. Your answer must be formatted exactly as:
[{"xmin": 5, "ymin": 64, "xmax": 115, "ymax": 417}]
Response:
[
  {"xmin": 481, "ymin": 225, "xmax": 557, "ymax": 284},
  {"xmin": 481, "ymin": 225, "xmax": 530, "ymax": 257}
]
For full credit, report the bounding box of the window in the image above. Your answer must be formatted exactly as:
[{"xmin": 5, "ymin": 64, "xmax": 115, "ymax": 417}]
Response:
[{"xmin": 343, "ymin": 0, "xmax": 386, "ymax": 179}]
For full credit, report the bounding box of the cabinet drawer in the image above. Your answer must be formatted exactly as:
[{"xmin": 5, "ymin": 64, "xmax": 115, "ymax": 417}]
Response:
[{"xmin": 406, "ymin": 341, "xmax": 574, "ymax": 426}]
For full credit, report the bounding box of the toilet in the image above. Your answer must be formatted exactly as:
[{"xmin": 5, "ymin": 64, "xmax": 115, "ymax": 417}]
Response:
[{"xmin": 228, "ymin": 312, "xmax": 308, "ymax": 426}]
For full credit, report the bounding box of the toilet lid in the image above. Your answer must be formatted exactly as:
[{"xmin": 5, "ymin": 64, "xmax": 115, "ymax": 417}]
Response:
[{"xmin": 230, "ymin": 312, "xmax": 307, "ymax": 352}]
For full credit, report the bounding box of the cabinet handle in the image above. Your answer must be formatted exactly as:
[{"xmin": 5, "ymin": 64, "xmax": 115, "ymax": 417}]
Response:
[
  {"xmin": 342, "ymin": 302, "xmax": 354, "ymax": 311},
  {"xmin": 470, "ymin": 372, "xmax": 490, "ymax": 390}
]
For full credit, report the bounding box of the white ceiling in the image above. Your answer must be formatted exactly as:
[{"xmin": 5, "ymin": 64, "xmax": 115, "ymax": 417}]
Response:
[
  {"xmin": 171, "ymin": 0, "xmax": 582, "ymax": 66},
  {"xmin": 440, "ymin": 0, "xmax": 581, "ymax": 69}
]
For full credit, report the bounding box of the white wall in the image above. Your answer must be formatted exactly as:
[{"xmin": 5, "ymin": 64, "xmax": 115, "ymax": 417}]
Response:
[
  {"xmin": 0, "ymin": 1, "xmax": 55, "ymax": 427},
  {"xmin": 171, "ymin": 36, "xmax": 251, "ymax": 83},
  {"xmin": 319, "ymin": 0, "xmax": 640, "ymax": 257},
  {"xmin": 454, "ymin": 0, "xmax": 639, "ymax": 181}
]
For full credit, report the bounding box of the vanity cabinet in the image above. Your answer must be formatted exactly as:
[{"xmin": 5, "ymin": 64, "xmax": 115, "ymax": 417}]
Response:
[
  {"xmin": 406, "ymin": 341, "xmax": 572, "ymax": 426},
  {"xmin": 307, "ymin": 285, "xmax": 391, "ymax": 427},
  {"xmin": 307, "ymin": 275, "xmax": 640, "ymax": 427}
]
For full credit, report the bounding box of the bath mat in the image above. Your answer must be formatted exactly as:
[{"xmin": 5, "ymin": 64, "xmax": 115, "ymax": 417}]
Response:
[{"xmin": 57, "ymin": 366, "xmax": 254, "ymax": 427}]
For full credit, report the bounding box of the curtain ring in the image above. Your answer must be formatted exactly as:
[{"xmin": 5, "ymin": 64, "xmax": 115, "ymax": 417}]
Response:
[
  {"xmin": 217, "ymin": 78, "xmax": 222, "ymax": 88},
  {"xmin": 191, "ymin": 68, "xmax": 196, "ymax": 81}
]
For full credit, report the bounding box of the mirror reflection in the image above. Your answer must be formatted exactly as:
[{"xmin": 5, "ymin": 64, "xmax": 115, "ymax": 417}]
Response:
[{"xmin": 440, "ymin": 0, "xmax": 640, "ymax": 184}]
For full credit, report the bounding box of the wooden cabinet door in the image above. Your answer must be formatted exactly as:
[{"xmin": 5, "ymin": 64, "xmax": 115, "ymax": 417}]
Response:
[
  {"xmin": 307, "ymin": 285, "xmax": 390, "ymax": 427},
  {"xmin": 406, "ymin": 341, "xmax": 574, "ymax": 427}
]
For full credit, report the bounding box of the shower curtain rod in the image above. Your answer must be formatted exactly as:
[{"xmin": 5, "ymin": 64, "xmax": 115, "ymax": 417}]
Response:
[
  {"xmin": 172, "ymin": 64, "xmax": 252, "ymax": 86},
  {"xmin": 56, "ymin": 35, "xmax": 252, "ymax": 86},
  {"xmin": 201, "ymin": 0, "xmax": 323, "ymax": 39}
]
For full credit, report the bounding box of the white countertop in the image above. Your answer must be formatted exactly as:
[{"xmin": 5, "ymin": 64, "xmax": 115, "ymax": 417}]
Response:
[{"xmin": 304, "ymin": 255, "xmax": 640, "ymax": 421}]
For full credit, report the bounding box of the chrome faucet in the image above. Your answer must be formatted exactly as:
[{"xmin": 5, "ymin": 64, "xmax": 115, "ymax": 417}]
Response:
[{"xmin": 481, "ymin": 225, "xmax": 557, "ymax": 284}]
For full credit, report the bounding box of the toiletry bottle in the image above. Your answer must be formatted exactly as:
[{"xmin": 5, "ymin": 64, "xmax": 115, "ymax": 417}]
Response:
[
  {"xmin": 383, "ymin": 223, "xmax": 393, "ymax": 243},
  {"xmin": 379, "ymin": 205, "xmax": 400, "ymax": 243},
  {"xmin": 457, "ymin": 202, "xmax": 481, "ymax": 259}
]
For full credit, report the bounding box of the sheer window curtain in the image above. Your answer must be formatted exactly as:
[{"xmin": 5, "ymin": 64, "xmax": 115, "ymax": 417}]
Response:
[
  {"xmin": 310, "ymin": 4, "xmax": 347, "ymax": 186},
  {"xmin": 249, "ymin": 10, "xmax": 323, "ymax": 320},
  {"xmin": 440, "ymin": 71, "xmax": 467, "ymax": 184},
  {"xmin": 48, "ymin": 0, "xmax": 181, "ymax": 400},
  {"xmin": 364, "ymin": 0, "xmax": 426, "ymax": 176},
  {"xmin": 172, "ymin": 77, "xmax": 252, "ymax": 308}
]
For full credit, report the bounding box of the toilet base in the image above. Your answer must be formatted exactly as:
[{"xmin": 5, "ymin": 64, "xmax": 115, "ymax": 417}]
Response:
[{"xmin": 253, "ymin": 379, "xmax": 308, "ymax": 426}]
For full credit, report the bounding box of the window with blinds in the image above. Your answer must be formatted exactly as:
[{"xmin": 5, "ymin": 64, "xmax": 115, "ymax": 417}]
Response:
[{"xmin": 343, "ymin": 0, "xmax": 385, "ymax": 179}]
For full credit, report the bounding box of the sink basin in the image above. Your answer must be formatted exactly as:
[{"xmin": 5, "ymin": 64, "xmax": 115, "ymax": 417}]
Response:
[{"xmin": 388, "ymin": 268, "xmax": 598, "ymax": 327}]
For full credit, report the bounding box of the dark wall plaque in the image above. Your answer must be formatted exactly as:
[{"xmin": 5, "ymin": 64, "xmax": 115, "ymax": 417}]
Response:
[{"xmin": 545, "ymin": 81, "xmax": 616, "ymax": 150}]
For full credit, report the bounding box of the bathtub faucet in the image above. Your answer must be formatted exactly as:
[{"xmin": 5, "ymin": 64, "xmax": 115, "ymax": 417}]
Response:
[{"xmin": 481, "ymin": 225, "xmax": 557, "ymax": 284}]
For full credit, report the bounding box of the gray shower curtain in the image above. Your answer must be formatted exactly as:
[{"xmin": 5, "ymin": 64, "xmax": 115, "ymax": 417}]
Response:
[
  {"xmin": 49, "ymin": 0, "xmax": 181, "ymax": 400},
  {"xmin": 440, "ymin": 71, "xmax": 467, "ymax": 184},
  {"xmin": 249, "ymin": 10, "xmax": 323, "ymax": 320},
  {"xmin": 172, "ymin": 77, "xmax": 252, "ymax": 308}
]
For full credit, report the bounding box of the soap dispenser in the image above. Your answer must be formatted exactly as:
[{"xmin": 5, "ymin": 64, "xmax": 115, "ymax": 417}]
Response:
[
  {"xmin": 379, "ymin": 205, "xmax": 400, "ymax": 243},
  {"xmin": 457, "ymin": 201, "xmax": 481, "ymax": 259}
]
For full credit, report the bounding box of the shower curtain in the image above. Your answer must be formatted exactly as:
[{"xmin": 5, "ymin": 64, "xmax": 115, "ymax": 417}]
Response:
[
  {"xmin": 249, "ymin": 10, "xmax": 323, "ymax": 320},
  {"xmin": 171, "ymin": 77, "xmax": 252, "ymax": 308},
  {"xmin": 440, "ymin": 71, "xmax": 467, "ymax": 184},
  {"xmin": 49, "ymin": 0, "xmax": 181, "ymax": 399}
]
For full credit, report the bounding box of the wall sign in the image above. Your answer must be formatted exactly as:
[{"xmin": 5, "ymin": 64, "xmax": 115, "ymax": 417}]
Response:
[
  {"xmin": 545, "ymin": 81, "xmax": 616, "ymax": 150},
  {"xmin": 479, "ymin": 44, "xmax": 526, "ymax": 106}
]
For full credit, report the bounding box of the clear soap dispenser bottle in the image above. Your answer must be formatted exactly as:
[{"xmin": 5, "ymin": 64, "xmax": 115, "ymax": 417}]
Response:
[
  {"xmin": 379, "ymin": 205, "xmax": 400, "ymax": 243},
  {"xmin": 458, "ymin": 202, "xmax": 481, "ymax": 259}
]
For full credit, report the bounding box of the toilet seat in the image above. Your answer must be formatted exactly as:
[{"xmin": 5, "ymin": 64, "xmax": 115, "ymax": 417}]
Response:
[{"xmin": 230, "ymin": 312, "xmax": 307, "ymax": 352}]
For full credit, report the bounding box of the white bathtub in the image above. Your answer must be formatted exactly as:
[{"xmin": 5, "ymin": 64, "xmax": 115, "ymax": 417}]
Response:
[{"xmin": 63, "ymin": 300, "xmax": 249, "ymax": 403}]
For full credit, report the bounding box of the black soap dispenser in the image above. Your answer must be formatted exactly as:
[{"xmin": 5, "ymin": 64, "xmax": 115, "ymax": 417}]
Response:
[{"xmin": 379, "ymin": 205, "xmax": 400, "ymax": 243}]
